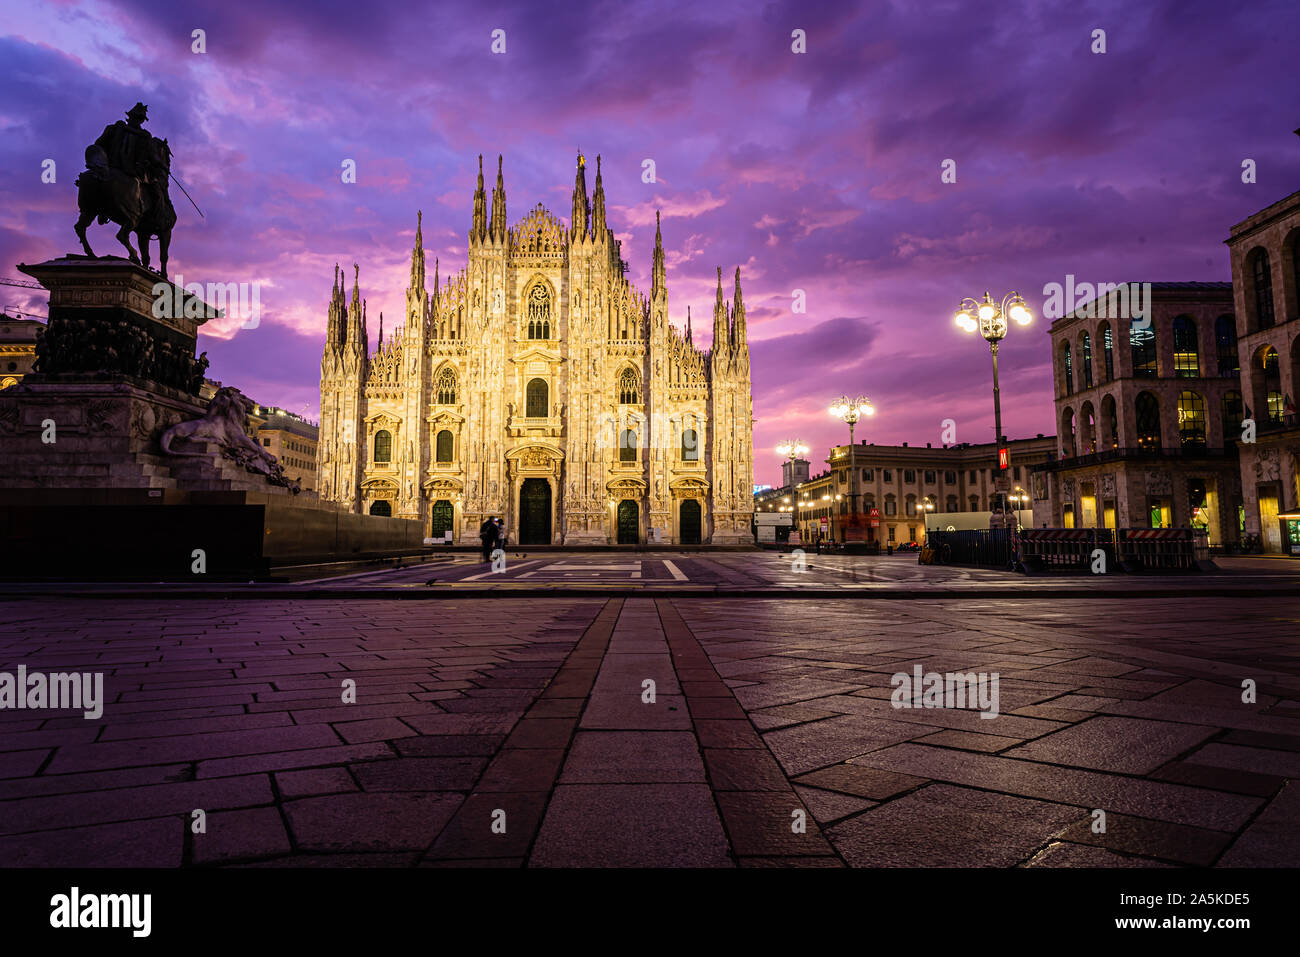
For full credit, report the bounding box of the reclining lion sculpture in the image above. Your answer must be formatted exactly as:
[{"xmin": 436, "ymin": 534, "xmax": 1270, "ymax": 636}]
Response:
[{"xmin": 159, "ymin": 386, "xmax": 300, "ymax": 492}]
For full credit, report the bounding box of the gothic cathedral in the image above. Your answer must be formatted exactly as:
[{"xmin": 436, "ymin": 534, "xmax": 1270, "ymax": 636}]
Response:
[{"xmin": 316, "ymin": 153, "xmax": 754, "ymax": 545}]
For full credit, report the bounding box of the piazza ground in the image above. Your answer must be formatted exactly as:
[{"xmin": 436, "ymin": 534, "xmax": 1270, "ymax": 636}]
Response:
[{"xmin": 1, "ymin": 552, "xmax": 1299, "ymax": 867}]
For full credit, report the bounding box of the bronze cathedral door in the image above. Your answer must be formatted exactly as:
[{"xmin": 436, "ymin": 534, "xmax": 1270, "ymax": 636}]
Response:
[{"xmin": 519, "ymin": 478, "xmax": 551, "ymax": 545}]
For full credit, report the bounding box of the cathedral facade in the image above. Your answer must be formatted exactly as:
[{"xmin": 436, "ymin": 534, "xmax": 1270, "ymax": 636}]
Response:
[{"xmin": 316, "ymin": 153, "xmax": 754, "ymax": 545}]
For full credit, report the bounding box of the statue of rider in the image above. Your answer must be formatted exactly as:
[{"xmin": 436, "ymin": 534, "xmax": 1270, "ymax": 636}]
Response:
[{"xmin": 84, "ymin": 103, "xmax": 172, "ymax": 226}]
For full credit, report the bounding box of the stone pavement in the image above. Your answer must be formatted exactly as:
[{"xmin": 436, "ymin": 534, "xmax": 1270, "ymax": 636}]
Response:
[{"xmin": 1, "ymin": 594, "xmax": 1298, "ymax": 866}]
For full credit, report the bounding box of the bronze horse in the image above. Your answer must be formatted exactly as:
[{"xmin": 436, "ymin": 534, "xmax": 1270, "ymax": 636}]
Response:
[{"xmin": 74, "ymin": 136, "xmax": 178, "ymax": 278}]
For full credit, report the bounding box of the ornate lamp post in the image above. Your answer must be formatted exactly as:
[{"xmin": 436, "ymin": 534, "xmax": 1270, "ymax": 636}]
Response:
[
  {"xmin": 776, "ymin": 441, "xmax": 809, "ymax": 545},
  {"xmin": 954, "ymin": 292, "xmax": 1032, "ymax": 522},
  {"xmin": 829, "ymin": 395, "xmax": 875, "ymax": 541}
]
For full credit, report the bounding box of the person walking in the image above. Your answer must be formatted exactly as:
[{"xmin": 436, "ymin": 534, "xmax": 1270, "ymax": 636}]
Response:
[
  {"xmin": 479, "ymin": 516, "xmax": 497, "ymax": 563},
  {"xmin": 494, "ymin": 517, "xmax": 507, "ymax": 553}
]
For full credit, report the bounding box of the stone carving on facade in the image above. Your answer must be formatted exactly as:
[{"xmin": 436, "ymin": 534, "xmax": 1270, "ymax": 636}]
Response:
[
  {"xmin": 1061, "ymin": 477, "xmax": 1076, "ymax": 501},
  {"xmin": 1254, "ymin": 447, "xmax": 1281, "ymax": 482},
  {"xmin": 1144, "ymin": 470, "xmax": 1173, "ymax": 495},
  {"xmin": 159, "ymin": 386, "xmax": 301, "ymax": 492},
  {"xmin": 31, "ymin": 317, "xmax": 208, "ymax": 394},
  {"xmin": 1099, "ymin": 472, "xmax": 1116, "ymax": 498}
]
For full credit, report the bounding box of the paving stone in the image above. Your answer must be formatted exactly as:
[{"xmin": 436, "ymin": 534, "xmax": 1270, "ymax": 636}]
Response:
[
  {"xmin": 1003, "ymin": 717, "xmax": 1219, "ymax": 774},
  {"xmin": 474, "ymin": 747, "xmax": 566, "ymax": 792},
  {"xmin": 275, "ymin": 767, "xmax": 357, "ymax": 798},
  {"xmin": 715, "ymin": 791, "xmax": 836, "ymax": 857},
  {"xmin": 915, "ymin": 729, "xmax": 1024, "ymax": 752},
  {"xmin": 793, "ymin": 785, "xmax": 877, "ymax": 824},
  {"xmin": 694, "ymin": 719, "xmax": 765, "ymax": 749},
  {"xmin": 794, "ymin": 764, "xmax": 929, "ymax": 800},
  {"xmin": 1026, "ymin": 842, "xmax": 1178, "ymax": 868},
  {"xmin": 284, "ymin": 792, "xmax": 463, "ymax": 852},
  {"xmin": 1184, "ymin": 742, "xmax": 1300, "ymax": 778},
  {"xmin": 827, "ymin": 784, "xmax": 1081, "ymax": 867},
  {"xmin": 704, "ymin": 748, "xmax": 791, "ymax": 791},
  {"xmin": 352, "ymin": 756, "xmax": 488, "ymax": 791},
  {"xmin": 532, "ymin": 784, "xmax": 732, "ymax": 867},
  {"xmin": 332, "ymin": 717, "xmax": 421, "ymax": 744},
  {"xmin": 193, "ymin": 807, "xmax": 291, "ymax": 864},
  {"xmin": 1217, "ymin": 782, "xmax": 1300, "ymax": 867},
  {"xmin": 0, "ymin": 817, "xmax": 182, "ymax": 867},
  {"xmin": 504, "ymin": 717, "xmax": 577, "ymax": 749},
  {"xmin": 425, "ymin": 792, "xmax": 548, "ymax": 860},
  {"xmin": 1052, "ymin": 811, "xmax": 1232, "ymax": 866},
  {"xmin": 560, "ymin": 732, "xmax": 704, "ymax": 784}
]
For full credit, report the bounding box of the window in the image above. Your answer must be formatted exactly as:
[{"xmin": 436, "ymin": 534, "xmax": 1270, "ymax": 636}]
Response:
[
  {"xmin": 1013, "ymin": 466, "xmax": 1021, "ymax": 480},
  {"xmin": 888, "ymin": 526, "xmax": 896, "ymax": 542},
  {"xmin": 945, "ymin": 495, "xmax": 958, "ymax": 512},
  {"xmin": 619, "ymin": 429, "xmax": 637, "ymax": 462},
  {"xmin": 435, "ymin": 429, "xmax": 453, "ymax": 462},
  {"xmin": 884, "ymin": 494, "xmax": 896, "ymax": 516},
  {"xmin": 1100, "ymin": 321, "xmax": 1114, "ymax": 381},
  {"xmin": 908, "ymin": 526, "xmax": 916, "ymax": 542},
  {"xmin": 1062, "ymin": 342, "xmax": 1074, "ymax": 395},
  {"xmin": 968, "ymin": 469, "xmax": 977, "ymax": 483},
  {"xmin": 525, "ymin": 378, "xmax": 548, "ymax": 417},
  {"xmin": 1172, "ymin": 316, "xmax": 1199, "ymax": 377},
  {"xmin": 1081, "ymin": 333, "xmax": 1093, "ymax": 387},
  {"xmin": 373, "ymin": 429, "xmax": 392, "ymax": 463},
  {"xmin": 924, "ymin": 470, "xmax": 936, "ymax": 484},
  {"xmin": 883, "ymin": 469, "xmax": 893, "ymax": 482},
  {"xmin": 1062, "ymin": 408, "xmax": 1076, "ymax": 457},
  {"xmin": 1135, "ymin": 391, "xmax": 1161, "ymax": 448},
  {"xmin": 905, "ymin": 494, "xmax": 917, "ymax": 516},
  {"xmin": 1131, "ymin": 325, "xmax": 1157, "ymax": 376},
  {"xmin": 1262, "ymin": 347, "xmax": 1283, "ymax": 423},
  {"xmin": 1221, "ymin": 391, "xmax": 1243, "ymax": 441},
  {"xmin": 1178, "ymin": 391, "xmax": 1206, "ymax": 448},
  {"xmin": 862, "ymin": 468, "xmax": 873, "ymax": 481},
  {"xmin": 1214, "ymin": 316, "xmax": 1238, "ymax": 378},
  {"xmin": 526, "ymin": 285, "xmax": 551, "ymax": 339},
  {"xmin": 903, "ymin": 469, "xmax": 915, "ymax": 483},
  {"xmin": 968, "ymin": 495, "xmax": 979, "ymax": 511},
  {"xmin": 1251, "ymin": 249, "xmax": 1274, "ymax": 330},
  {"xmin": 944, "ymin": 470, "xmax": 956, "ymax": 483},
  {"xmin": 435, "ymin": 366, "xmax": 457, "ymax": 404},
  {"xmin": 618, "ymin": 368, "xmax": 639, "ymax": 405},
  {"xmin": 1102, "ymin": 394, "xmax": 1119, "ymax": 450},
  {"xmin": 262, "ymin": 438, "xmax": 270, "ymax": 446},
  {"xmin": 681, "ymin": 428, "xmax": 699, "ymax": 461}
]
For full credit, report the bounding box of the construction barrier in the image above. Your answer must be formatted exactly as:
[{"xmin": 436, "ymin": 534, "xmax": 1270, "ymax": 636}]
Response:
[
  {"xmin": 1117, "ymin": 527, "xmax": 1196, "ymax": 571},
  {"xmin": 922, "ymin": 528, "xmax": 1017, "ymax": 567},
  {"xmin": 1017, "ymin": 528, "xmax": 1113, "ymax": 572}
]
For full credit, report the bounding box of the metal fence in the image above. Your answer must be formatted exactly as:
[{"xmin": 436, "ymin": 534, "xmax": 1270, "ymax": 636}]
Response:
[{"xmin": 923, "ymin": 528, "xmax": 1018, "ymax": 567}]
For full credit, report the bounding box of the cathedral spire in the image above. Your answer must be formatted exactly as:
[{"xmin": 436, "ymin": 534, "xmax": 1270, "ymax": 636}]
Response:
[
  {"xmin": 732, "ymin": 266, "xmax": 746, "ymax": 351},
  {"xmin": 431, "ymin": 256, "xmax": 439, "ymax": 311},
  {"xmin": 571, "ymin": 151, "xmax": 589, "ymax": 240},
  {"xmin": 651, "ymin": 209, "xmax": 666, "ymax": 300},
  {"xmin": 471, "ymin": 154, "xmax": 487, "ymax": 241},
  {"xmin": 591, "ymin": 154, "xmax": 606, "ymax": 237},
  {"xmin": 712, "ymin": 266, "xmax": 729, "ymax": 357},
  {"xmin": 685, "ymin": 305, "xmax": 692, "ymax": 344},
  {"xmin": 408, "ymin": 210, "xmax": 426, "ymax": 294},
  {"xmin": 490, "ymin": 155, "xmax": 507, "ymax": 241},
  {"xmin": 377, "ymin": 312, "xmax": 384, "ymax": 347}
]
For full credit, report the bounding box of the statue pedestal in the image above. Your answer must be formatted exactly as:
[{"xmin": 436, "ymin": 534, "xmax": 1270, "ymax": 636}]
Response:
[{"xmin": 0, "ymin": 258, "xmax": 429, "ymax": 579}]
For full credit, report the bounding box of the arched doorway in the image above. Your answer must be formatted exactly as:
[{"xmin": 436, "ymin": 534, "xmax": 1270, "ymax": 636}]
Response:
[
  {"xmin": 369, "ymin": 500, "xmax": 392, "ymax": 517},
  {"xmin": 519, "ymin": 478, "xmax": 551, "ymax": 544},
  {"xmin": 679, "ymin": 499, "xmax": 702, "ymax": 545},
  {"xmin": 617, "ymin": 500, "xmax": 638, "ymax": 544},
  {"xmin": 430, "ymin": 499, "xmax": 453, "ymax": 539}
]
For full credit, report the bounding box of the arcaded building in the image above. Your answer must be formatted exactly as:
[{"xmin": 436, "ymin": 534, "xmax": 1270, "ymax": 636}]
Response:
[
  {"xmin": 316, "ymin": 153, "xmax": 755, "ymax": 545},
  {"xmin": 1227, "ymin": 187, "xmax": 1300, "ymax": 553},
  {"xmin": 1032, "ymin": 282, "xmax": 1243, "ymax": 544}
]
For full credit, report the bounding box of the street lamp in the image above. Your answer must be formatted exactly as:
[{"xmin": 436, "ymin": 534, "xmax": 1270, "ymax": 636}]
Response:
[
  {"xmin": 954, "ymin": 291, "xmax": 1032, "ymax": 522},
  {"xmin": 829, "ymin": 395, "xmax": 875, "ymax": 543},
  {"xmin": 776, "ymin": 440, "xmax": 809, "ymax": 492}
]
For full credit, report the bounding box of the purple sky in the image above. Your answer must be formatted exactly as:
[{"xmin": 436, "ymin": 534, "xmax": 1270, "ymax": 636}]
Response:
[{"xmin": 3, "ymin": 0, "xmax": 1298, "ymax": 487}]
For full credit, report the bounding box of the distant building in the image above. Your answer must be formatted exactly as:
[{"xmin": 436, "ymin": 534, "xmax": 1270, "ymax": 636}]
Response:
[
  {"xmin": 255, "ymin": 407, "xmax": 320, "ymax": 493},
  {"xmin": 1226, "ymin": 187, "xmax": 1300, "ymax": 553},
  {"xmin": 1033, "ymin": 282, "xmax": 1241, "ymax": 543},
  {"xmin": 755, "ymin": 437, "xmax": 1055, "ymax": 545},
  {"xmin": 0, "ymin": 314, "xmax": 41, "ymax": 390}
]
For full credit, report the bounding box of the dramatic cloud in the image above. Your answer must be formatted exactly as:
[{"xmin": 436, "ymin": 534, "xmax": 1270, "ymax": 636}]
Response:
[{"xmin": 2, "ymin": 0, "xmax": 1297, "ymax": 486}]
